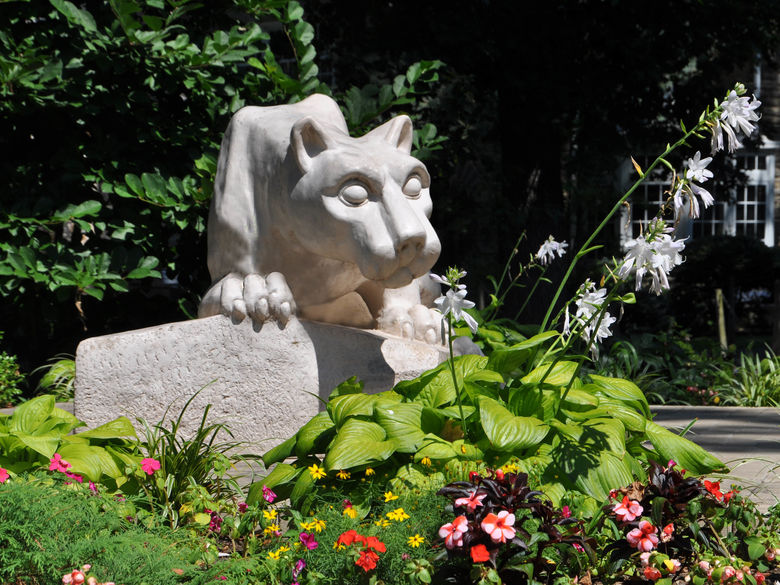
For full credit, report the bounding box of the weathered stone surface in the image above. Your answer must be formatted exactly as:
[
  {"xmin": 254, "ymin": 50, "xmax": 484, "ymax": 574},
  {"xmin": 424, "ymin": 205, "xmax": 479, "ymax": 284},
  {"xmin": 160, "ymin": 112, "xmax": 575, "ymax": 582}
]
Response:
[{"xmin": 74, "ymin": 316, "xmax": 447, "ymax": 451}]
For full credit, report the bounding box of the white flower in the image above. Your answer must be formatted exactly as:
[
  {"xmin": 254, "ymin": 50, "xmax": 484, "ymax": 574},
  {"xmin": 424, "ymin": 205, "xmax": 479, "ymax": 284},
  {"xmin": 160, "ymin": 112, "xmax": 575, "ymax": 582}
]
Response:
[
  {"xmin": 711, "ymin": 88, "xmax": 761, "ymax": 153},
  {"xmin": 434, "ymin": 287, "xmax": 478, "ymax": 334},
  {"xmin": 535, "ymin": 235, "xmax": 568, "ymax": 266},
  {"xmin": 619, "ymin": 220, "xmax": 685, "ymax": 295},
  {"xmin": 564, "ymin": 280, "xmax": 615, "ymax": 356},
  {"xmin": 684, "ymin": 151, "xmax": 713, "ymax": 183}
]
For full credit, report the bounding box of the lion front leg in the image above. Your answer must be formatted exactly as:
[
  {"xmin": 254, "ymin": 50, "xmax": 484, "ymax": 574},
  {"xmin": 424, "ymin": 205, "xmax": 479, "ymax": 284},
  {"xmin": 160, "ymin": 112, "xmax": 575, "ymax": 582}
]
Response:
[
  {"xmin": 374, "ymin": 278, "xmax": 443, "ymax": 345},
  {"xmin": 198, "ymin": 272, "xmax": 297, "ymax": 325}
]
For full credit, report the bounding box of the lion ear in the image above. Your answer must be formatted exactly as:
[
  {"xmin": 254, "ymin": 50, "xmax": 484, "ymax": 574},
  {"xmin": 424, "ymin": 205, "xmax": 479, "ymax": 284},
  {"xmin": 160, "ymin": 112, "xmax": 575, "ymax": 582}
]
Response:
[
  {"xmin": 366, "ymin": 115, "xmax": 414, "ymax": 154},
  {"xmin": 290, "ymin": 116, "xmax": 332, "ymax": 173}
]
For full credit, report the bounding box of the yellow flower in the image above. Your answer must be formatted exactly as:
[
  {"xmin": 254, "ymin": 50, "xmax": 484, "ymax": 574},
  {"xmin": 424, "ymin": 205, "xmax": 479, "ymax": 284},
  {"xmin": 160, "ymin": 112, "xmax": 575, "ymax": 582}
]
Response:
[
  {"xmin": 384, "ymin": 490, "xmax": 399, "ymax": 502},
  {"xmin": 374, "ymin": 519, "xmax": 391, "ymax": 527},
  {"xmin": 312, "ymin": 519, "xmax": 326, "ymax": 532},
  {"xmin": 267, "ymin": 545, "xmax": 289, "ymax": 560},
  {"xmin": 300, "ymin": 520, "xmax": 315, "ymax": 531},
  {"xmin": 336, "ymin": 469, "xmax": 351, "ymax": 480},
  {"xmin": 333, "ymin": 541, "xmax": 345, "ymax": 550},
  {"xmin": 420, "ymin": 457, "xmax": 432, "ymax": 466},
  {"xmin": 386, "ymin": 507, "xmax": 410, "ymax": 522},
  {"xmin": 308, "ymin": 463, "xmax": 326, "ymax": 480},
  {"xmin": 343, "ymin": 507, "xmax": 358, "ymax": 518},
  {"xmin": 460, "ymin": 445, "xmax": 467, "ymax": 454},
  {"xmin": 407, "ymin": 534, "xmax": 424, "ymax": 548},
  {"xmin": 365, "ymin": 467, "xmax": 375, "ymax": 476},
  {"xmin": 263, "ymin": 509, "xmax": 277, "ymax": 521},
  {"xmin": 263, "ymin": 523, "xmax": 280, "ymax": 535}
]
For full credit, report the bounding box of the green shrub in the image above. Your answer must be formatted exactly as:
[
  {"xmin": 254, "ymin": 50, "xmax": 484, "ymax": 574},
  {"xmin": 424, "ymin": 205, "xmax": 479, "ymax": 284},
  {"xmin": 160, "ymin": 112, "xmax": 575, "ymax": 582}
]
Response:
[
  {"xmin": 0, "ymin": 332, "xmax": 24, "ymax": 406},
  {"xmin": 714, "ymin": 346, "xmax": 780, "ymax": 407}
]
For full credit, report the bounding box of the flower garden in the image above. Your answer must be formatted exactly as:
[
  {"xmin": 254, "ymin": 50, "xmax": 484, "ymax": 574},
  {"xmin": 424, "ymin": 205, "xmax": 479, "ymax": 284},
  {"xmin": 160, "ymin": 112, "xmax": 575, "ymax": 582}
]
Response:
[{"xmin": 2, "ymin": 2, "xmax": 780, "ymax": 583}]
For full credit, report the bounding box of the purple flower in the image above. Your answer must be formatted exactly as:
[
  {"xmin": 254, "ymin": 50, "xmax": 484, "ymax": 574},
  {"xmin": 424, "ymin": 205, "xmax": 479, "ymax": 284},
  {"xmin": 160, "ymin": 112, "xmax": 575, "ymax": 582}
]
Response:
[
  {"xmin": 299, "ymin": 532, "xmax": 318, "ymax": 550},
  {"xmin": 293, "ymin": 558, "xmax": 306, "ymax": 578}
]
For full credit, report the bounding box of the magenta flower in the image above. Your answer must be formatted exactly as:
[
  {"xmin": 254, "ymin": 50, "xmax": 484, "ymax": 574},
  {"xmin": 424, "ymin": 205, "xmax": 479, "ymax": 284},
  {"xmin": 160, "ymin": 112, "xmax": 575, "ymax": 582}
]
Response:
[
  {"xmin": 561, "ymin": 505, "xmax": 571, "ymax": 518},
  {"xmin": 0, "ymin": 467, "xmax": 9, "ymax": 483},
  {"xmin": 140, "ymin": 458, "xmax": 161, "ymax": 475},
  {"xmin": 612, "ymin": 495, "xmax": 643, "ymax": 523},
  {"xmin": 299, "ymin": 532, "xmax": 318, "ymax": 550},
  {"xmin": 439, "ymin": 515, "xmax": 468, "ymax": 549},
  {"xmin": 293, "ymin": 558, "xmax": 306, "ymax": 577},
  {"xmin": 454, "ymin": 489, "xmax": 486, "ymax": 512},
  {"xmin": 64, "ymin": 471, "xmax": 83, "ymax": 483},
  {"xmin": 626, "ymin": 520, "xmax": 659, "ymax": 552},
  {"xmin": 49, "ymin": 453, "xmax": 71, "ymax": 473},
  {"xmin": 88, "ymin": 481, "xmax": 98, "ymax": 493},
  {"xmin": 481, "ymin": 510, "xmax": 516, "ymax": 544},
  {"xmin": 237, "ymin": 502, "xmax": 248, "ymax": 514},
  {"xmin": 262, "ymin": 485, "xmax": 277, "ymax": 503}
]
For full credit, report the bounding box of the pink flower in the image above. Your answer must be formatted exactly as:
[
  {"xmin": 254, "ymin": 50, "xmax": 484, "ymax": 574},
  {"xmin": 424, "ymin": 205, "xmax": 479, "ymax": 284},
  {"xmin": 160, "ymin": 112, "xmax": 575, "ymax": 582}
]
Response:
[
  {"xmin": 561, "ymin": 505, "xmax": 572, "ymax": 518},
  {"xmin": 64, "ymin": 471, "xmax": 83, "ymax": 483},
  {"xmin": 0, "ymin": 467, "xmax": 8, "ymax": 483},
  {"xmin": 661, "ymin": 523, "xmax": 674, "ymax": 542},
  {"xmin": 299, "ymin": 532, "xmax": 318, "ymax": 550},
  {"xmin": 626, "ymin": 520, "xmax": 658, "ymax": 552},
  {"xmin": 723, "ymin": 566, "xmax": 736, "ymax": 581},
  {"xmin": 481, "ymin": 510, "xmax": 516, "ymax": 544},
  {"xmin": 613, "ymin": 495, "xmax": 643, "ymax": 523},
  {"xmin": 765, "ymin": 549, "xmax": 776, "ymax": 561},
  {"xmin": 262, "ymin": 485, "xmax": 277, "ymax": 503},
  {"xmin": 639, "ymin": 552, "xmax": 651, "ymax": 567},
  {"xmin": 454, "ymin": 490, "xmax": 486, "ymax": 512},
  {"xmin": 49, "ymin": 453, "xmax": 71, "ymax": 473},
  {"xmin": 88, "ymin": 481, "xmax": 98, "ymax": 493},
  {"xmin": 699, "ymin": 561, "xmax": 712, "ymax": 572},
  {"xmin": 140, "ymin": 458, "xmax": 161, "ymax": 475},
  {"xmin": 439, "ymin": 515, "xmax": 468, "ymax": 549}
]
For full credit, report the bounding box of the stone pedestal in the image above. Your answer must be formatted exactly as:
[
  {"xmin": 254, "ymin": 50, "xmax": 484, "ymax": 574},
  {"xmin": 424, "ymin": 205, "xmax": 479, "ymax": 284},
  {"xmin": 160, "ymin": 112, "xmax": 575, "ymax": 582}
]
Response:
[{"xmin": 75, "ymin": 316, "xmax": 447, "ymax": 452}]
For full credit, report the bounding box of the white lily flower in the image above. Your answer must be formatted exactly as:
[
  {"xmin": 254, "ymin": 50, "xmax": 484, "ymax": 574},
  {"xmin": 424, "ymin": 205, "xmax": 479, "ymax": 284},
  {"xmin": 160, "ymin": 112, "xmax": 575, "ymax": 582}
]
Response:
[
  {"xmin": 535, "ymin": 235, "xmax": 568, "ymax": 266},
  {"xmin": 434, "ymin": 287, "xmax": 478, "ymax": 334},
  {"xmin": 619, "ymin": 220, "xmax": 685, "ymax": 295},
  {"xmin": 565, "ymin": 280, "xmax": 615, "ymax": 357},
  {"xmin": 711, "ymin": 88, "xmax": 761, "ymax": 153},
  {"xmin": 684, "ymin": 151, "xmax": 713, "ymax": 183}
]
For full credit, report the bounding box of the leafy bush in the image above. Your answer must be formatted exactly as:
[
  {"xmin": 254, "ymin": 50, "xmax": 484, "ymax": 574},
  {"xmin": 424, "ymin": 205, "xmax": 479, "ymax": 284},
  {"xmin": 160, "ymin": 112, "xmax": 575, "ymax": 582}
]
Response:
[
  {"xmin": 0, "ymin": 394, "xmax": 139, "ymax": 485},
  {"xmin": 34, "ymin": 354, "xmax": 76, "ymax": 401},
  {"xmin": 0, "ymin": 332, "xmax": 24, "ymax": 406},
  {"xmin": 713, "ymin": 346, "xmax": 780, "ymax": 407},
  {"xmin": 0, "ymin": 0, "xmax": 444, "ymax": 374}
]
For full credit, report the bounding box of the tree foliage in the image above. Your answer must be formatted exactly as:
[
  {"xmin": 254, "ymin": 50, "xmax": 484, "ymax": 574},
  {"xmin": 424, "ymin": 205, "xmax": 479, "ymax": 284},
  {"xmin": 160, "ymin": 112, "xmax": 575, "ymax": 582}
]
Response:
[{"xmin": 0, "ymin": 0, "xmax": 443, "ymax": 373}]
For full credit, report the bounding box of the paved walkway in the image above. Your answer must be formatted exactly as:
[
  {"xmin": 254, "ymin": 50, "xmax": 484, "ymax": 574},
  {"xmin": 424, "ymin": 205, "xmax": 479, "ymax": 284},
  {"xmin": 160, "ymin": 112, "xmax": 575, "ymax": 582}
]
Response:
[{"xmin": 651, "ymin": 406, "xmax": 780, "ymax": 511}]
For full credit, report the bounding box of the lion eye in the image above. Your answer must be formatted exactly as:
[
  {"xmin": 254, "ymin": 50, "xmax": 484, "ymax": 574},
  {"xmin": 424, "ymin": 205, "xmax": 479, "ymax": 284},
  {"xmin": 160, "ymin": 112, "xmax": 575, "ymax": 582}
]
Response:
[
  {"xmin": 339, "ymin": 183, "xmax": 369, "ymax": 206},
  {"xmin": 403, "ymin": 175, "xmax": 422, "ymax": 198}
]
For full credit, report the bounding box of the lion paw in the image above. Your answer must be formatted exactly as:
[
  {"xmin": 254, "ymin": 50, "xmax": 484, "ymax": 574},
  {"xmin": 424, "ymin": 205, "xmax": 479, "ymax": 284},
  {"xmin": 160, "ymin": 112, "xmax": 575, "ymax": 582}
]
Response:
[
  {"xmin": 198, "ymin": 272, "xmax": 297, "ymax": 325},
  {"xmin": 378, "ymin": 303, "xmax": 442, "ymax": 345}
]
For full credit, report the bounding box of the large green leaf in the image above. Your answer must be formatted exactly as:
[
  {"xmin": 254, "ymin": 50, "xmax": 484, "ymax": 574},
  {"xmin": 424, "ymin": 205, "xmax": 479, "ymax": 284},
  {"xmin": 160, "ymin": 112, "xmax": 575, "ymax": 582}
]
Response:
[
  {"xmin": 644, "ymin": 420, "xmax": 725, "ymax": 474},
  {"xmin": 589, "ymin": 375, "xmax": 650, "ymax": 416},
  {"xmin": 374, "ymin": 402, "xmax": 425, "ymax": 453},
  {"xmin": 10, "ymin": 395, "xmax": 55, "ymax": 433},
  {"xmin": 522, "ymin": 360, "xmax": 578, "ymax": 387},
  {"xmin": 13, "ymin": 432, "xmax": 59, "ymax": 458},
  {"xmin": 327, "ymin": 393, "xmax": 376, "ymax": 427},
  {"xmin": 77, "ymin": 416, "xmax": 136, "ymax": 439},
  {"xmin": 486, "ymin": 331, "xmax": 559, "ymax": 378},
  {"xmin": 591, "ymin": 396, "xmax": 647, "ymax": 432},
  {"xmin": 478, "ymin": 396, "xmax": 549, "ymax": 452},
  {"xmin": 507, "ymin": 384, "xmax": 543, "ymax": 417},
  {"xmin": 324, "ymin": 419, "xmax": 396, "ymax": 471},
  {"xmin": 57, "ymin": 444, "xmax": 110, "ymax": 482},
  {"xmin": 415, "ymin": 434, "xmax": 458, "ymax": 460},
  {"xmin": 294, "ymin": 412, "xmax": 335, "ymax": 457},
  {"xmin": 252, "ymin": 463, "xmax": 301, "ymax": 492},
  {"xmin": 263, "ymin": 435, "xmax": 296, "ymax": 465}
]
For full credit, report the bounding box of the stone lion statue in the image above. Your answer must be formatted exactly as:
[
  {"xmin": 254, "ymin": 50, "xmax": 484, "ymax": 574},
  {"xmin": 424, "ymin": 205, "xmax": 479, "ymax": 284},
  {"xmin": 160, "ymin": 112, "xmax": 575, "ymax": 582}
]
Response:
[{"xmin": 198, "ymin": 94, "xmax": 443, "ymax": 343}]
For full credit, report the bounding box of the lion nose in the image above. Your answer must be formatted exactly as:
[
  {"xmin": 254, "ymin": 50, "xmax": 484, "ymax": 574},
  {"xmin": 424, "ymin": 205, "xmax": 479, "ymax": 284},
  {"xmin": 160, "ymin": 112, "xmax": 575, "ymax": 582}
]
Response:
[{"xmin": 387, "ymin": 199, "xmax": 426, "ymax": 265}]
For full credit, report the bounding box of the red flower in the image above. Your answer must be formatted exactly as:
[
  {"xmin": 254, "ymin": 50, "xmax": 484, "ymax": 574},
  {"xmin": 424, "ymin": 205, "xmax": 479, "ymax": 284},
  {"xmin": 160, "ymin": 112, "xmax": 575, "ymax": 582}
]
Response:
[
  {"xmin": 337, "ymin": 530, "xmax": 359, "ymax": 547},
  {"xmin": 723, "ymin": 489, "xmax": 738, "ymax": 503},
  {"xmin": 704, "ymin": 480, "xmax": 723, "ymax": 501},
  {"xmin": 470, "ymin": 544, "xmax": 491, "ymax": 563},
  {"xmin": 363, "ymin": 536, "xmax": 386, "ymax": 553},
  {"xmin": 644, "ymin": 567, "xmax": 662, "ymax": 581},
  {"xmin": 355, "ymin": 549, "xmax": 379, "ymax": 572}
]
